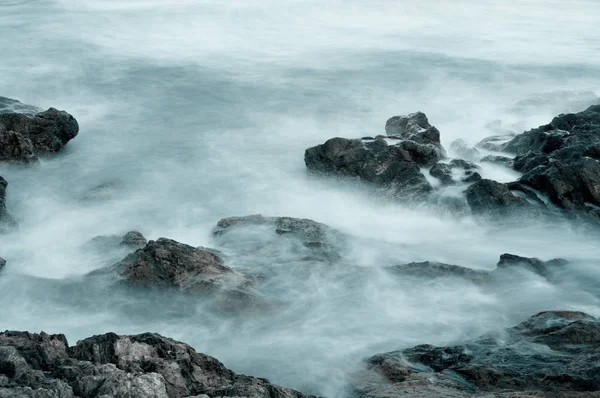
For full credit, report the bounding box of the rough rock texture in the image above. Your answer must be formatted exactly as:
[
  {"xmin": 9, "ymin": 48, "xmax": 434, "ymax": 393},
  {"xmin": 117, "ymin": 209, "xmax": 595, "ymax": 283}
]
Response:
[
  {"xmin": 504, "ymin": 105, "xmax": 600, "ymax": 219},
  {"xmin": 121, "ymin": 231, "xmax": 148, "ymax": 248},
  {"xmin": 214, "ymin": 214, "xmax": 345, "ymax": 263},
  {"xmin": 108, "ymin": 238, "xmax": 250, "ymax": 295},
  {"xmin": 305, "ymin": 112, "xmax": 448, "ymax": 202},
  {"xmin": 429, "ymin": 160, "xmax": 481, "ymax": 185},
  {"xmin": 355, "ymin": 311, "xmax": 600, "ymax": 397},
  {"xmin": 0, "ymin": 98, "xmax": 79, "ymax": 163},
  {"xmin": 464, "ymin": 179, "xmax": 529, "ymax": 215},
  {"xmin": 0, "ymin": 176, "xmax": 17, "ymax": 233},
  {"xmin": 0, "ymin": 330, "xmax": 315, "ymax": 398},
  {"xmin": 480, "ymin": 155, "xmax": 514, "ymax": 168}
]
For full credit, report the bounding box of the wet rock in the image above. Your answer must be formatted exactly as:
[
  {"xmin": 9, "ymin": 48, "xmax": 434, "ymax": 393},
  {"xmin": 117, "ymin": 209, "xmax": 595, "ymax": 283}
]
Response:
[
  {"xmin": 0, "ymin": 99, "xmax": 79, "ymax": 162},
  {"xmin": 384, "ymin": 111, "xmax": 442, "ymax": 148},
  {"xmin": 121, "ymin": 231, "xmax": 147, "ymax": 248},
  {"xmin": 464, "ymin": 179, "xmax": 529, "ymax": 216},
  {"xmin": 449, "ymin": 159, "xmax": 479, "ymax": 171},
  {"xmin": 0, "ymin": 330, "xmax": 315, "ymax": 398},
  {"xmin": 449, "ymin": 139, "xmax": 479, "ymax": 160},
  {"xmin": 495, "ymin": 253, "xmax": 552, "ymax": 278},
  {"xmin": 0, "ymin": 176, "xmax": 17, "ymax": 233},
  {"xmin": 480, "ymin": 154, "xmax": 514, "ymax": 168},
  {"xmin": 388, "ymin": 261, "xmax": 491, "ymax": 284},
  {"xmin": 429, "ymin": 163, "xmax": 453, "ymax": 185},
  {"xmin": 109, "ymin": 238, "xmax": 249, "ymax": 295},
  {"xmin": 475, "ymin": 134, "xmax": 515, "ymax": 151},
  {"xmin": 356, "ymin": 311, "xmax": 600, "ymax": 397},
  {"xmin": 461, "ymin": 170, "xmax": 481, "ymax": 183},
  {"xmin": 214, "ymin": 214, "xmax": 345, "ymax": 263}
]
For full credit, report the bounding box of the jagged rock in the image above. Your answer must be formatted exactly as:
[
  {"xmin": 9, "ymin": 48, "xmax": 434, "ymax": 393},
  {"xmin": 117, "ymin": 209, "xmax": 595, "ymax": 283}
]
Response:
[
  {"xmin": 461, "ymin": 170, "xmax": 481, "ymax": 183},
  {"xmin": 0, "ymin": 176, "xmax": 17, "ymax": 233},
  {"xmin": 449, "ymin": 139, "xmax": 479, "ymax": 160},
  {"xmin": 355, "ymin": 311, "xmax": 600, "ymax": 397},
  {"xmin": 464, "ymin": 179, "xmax": 528, "ymax": 215},
  {"xmin": 0, "ymin": 330, "xmax": 315, "ymax": 398},
  {"xmin": 429, "ymin": 162, "xmax": 453, "ymax": 185},
  {"xmin": 214, "ymin": 214, "xmax": 345, "ymax": 263},
  {"xmin": 121, "ymin": 231, "xmax": 147, "ymax": 248},
  {"xmin": 305, "ymin": 112, "xmax": 449, "ymax": 201},
  {"xmin": 495, "ymin": 253, "xmax": 552, "ymax": 278},
  {"xmin": 480, "ymin": 155, "xmax": 514, "ymax": 168},
  {"xmin": 384, "ymin": 112, "xmax": 442, "ymax": 148},
  {"xmin": 108, "ymin": 238, "xmax": 249, "ymax": 295},
  {"xmin": 304, "ymin": 137, "xmax": 434, "ymax": 200},
  {"xmin": 0, "ymin": 99, "xmax": 79, "ymax": 163}
]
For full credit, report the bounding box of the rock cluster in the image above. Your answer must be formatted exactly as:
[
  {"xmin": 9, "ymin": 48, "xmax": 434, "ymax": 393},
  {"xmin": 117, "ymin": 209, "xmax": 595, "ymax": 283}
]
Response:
[
  {"xmin": 356, "ymin": 311, "xmax": 600, "ymax": 397},
  {"xmin": 0, "ymin": 330, "xmax": 315, "ymax": 398}
]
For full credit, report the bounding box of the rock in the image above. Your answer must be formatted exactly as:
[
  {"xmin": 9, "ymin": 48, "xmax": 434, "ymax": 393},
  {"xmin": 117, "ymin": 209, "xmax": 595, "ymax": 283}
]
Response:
[
  {"xmin": 449, "ymin": 139, "xmax": 479, "ymax": 160},
  {"xmin": 464, "ymin": 179, "xmax": 529, "ymax": 216},
  {"xmin": 108, "ymin": 238, "xmax": 249, "ymax": 295},
  {"xmin": 449, "ymin": 159, "xmax": 479, "ymax": 170},
  {"xmin": 0, "ymin": 257, "xmax": 5, "ymax": 269},
  {"xmin": 461, "ymin": 170, "xmax": 481, "ymax": 183},
  {"xmin": 475, "ymin": 134, "xmax": 515, "ymax": 151},
  {"xmin": 214, "ymin": 214, "xmax": 345, "ymax": 263},
  {"xmin": 121, "ymin": 231, "xmax": 147, "ymax": 248},
  {"xmin": 0, "ymin": 100, "xmax": 79, "ymax": 162},
  {"xmin": 429, "ymin": 162, "xmax": 453, "ymax": 185},
  {"xmin": 388, "ymin": 261, "xmax": 491, "ymax": 284},
  {"xmin": 384, "ymin": 111, "xmax": 442, "ymax": 148},
  {"xmin": 495, "ymin": 253, "xmax": 551, "ymax": 278},
  {"xmin": 0, "ymin": 176, "xmax": 17, "ymax": 233},
  {"xmin": 480, "ymin": 155, "xmax": 514, "ymax": 168},
  {"xmin": 0, "ymin": 330, "xmax": 315, "ymax": 398},
  {"xmin": 356, "ymin": 311, "xmax": 600, "ymax": 397},
  {"xmin": 304, "ymin": 137, "xmax": 435, "ymax": 201},
  {"xmin": 305, "ymin": 112, "xmax": 449, "ymax": 201}
]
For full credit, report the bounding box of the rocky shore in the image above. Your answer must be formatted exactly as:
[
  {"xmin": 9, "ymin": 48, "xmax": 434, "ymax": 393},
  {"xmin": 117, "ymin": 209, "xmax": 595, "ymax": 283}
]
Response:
[{"xmin": 2, "ymin": 96, "xmax": 600, "ymax": 397}]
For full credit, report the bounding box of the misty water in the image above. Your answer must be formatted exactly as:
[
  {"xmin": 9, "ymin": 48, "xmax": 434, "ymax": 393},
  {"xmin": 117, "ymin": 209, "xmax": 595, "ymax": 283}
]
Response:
[{"xmin": 1, "ymin": 0, "xmax": 600, "ymax": 396}]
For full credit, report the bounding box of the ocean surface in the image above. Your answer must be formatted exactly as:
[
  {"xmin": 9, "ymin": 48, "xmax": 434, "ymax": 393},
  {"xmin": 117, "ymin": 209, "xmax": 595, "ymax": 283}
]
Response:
[{"xmin": 1, "ymin": 1, "xmax": 600, "ymax": 396}]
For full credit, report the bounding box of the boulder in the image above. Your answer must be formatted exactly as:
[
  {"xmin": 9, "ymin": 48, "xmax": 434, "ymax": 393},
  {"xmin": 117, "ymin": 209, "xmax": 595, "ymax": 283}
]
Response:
[
  {"xmin": 495, "ymin": 253, "xmax": 552, "ymax": 278},
  {"xmin": 0, "ymin": 330, "xmax": 315, "ymax": 398},
  {"xmin": 305, "ymin": 112, "xmax": 448, "ymax": 202},
  {"xmin": 464, "ymin": 179, "xmax": 529, "ymax": 216},
  {"xmin": 388, "ymin": 261, "xmax": 491, "ymax": 284},
  {"xmin": 0, "ymin": 99, "xmax": 79, "ymax": 163},
  {"xmin": 480, "ymin": 155, "xmax": 514, "ymax": 168},
  {"xmin": 429, "ymin": 163, "xmax": 452, "ymax": 185},
  {"xmin": 429, "ymin": 160, "xmax": 481, "ymax": 185},
  {"xmin": 121, "ymin": 231, "xmax": 148, "ymax": 248},
  {"xmin": 109, "ymin": 238, "xmax": 250, "ymax": 295},
  {"xmin": 355, "ymin": 311, "xmax": 600, "ymax": 397},
  {"xmin": 0, "ymin": 176, "xmax": 17, "ymax": 233}
]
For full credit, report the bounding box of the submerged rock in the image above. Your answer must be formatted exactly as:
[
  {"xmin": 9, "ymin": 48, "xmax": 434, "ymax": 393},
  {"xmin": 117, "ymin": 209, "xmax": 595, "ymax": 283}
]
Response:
[
  {"xmin": 355, "ymin": 311, "xmax": 600, "ymax": 397},
  {"xmin": 0, "ymin": 330, "xmax": 315, "ymax": 398},
  {"xmin": 388, "ymin": 261, "xmax": 491, "ymax": 284},
  {"xmin": 0, "ymin": 257, "xmax": 5, "ymax": 269},
  {"xmin": 0, "ymin": 176, "xmax": 17, "ymax": 233},
  {"xmin": 449, "ymin": 139, "xmax": 479, "ymax": 161},
  {"xmin": 214, "ymin": 214, "xmax": 345, "ymax": 263},
  {"xmin": 0, "ymin": 98, "xmax": 79, "ymax": 163}
]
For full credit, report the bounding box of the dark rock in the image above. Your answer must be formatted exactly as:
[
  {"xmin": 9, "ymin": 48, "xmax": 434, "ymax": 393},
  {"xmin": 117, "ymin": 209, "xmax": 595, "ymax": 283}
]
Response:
[
  {"xmin": 0, "ymin": 101, "xmax": 79, "ymax": 162},
  {"xmin": 384, "ymin": 111, "xmax": 442, "ymax": 148},
  {"xmin": 480, "ymin": 155, "xmax": 514, "ymax": 168},
  {"xmin": 449, "ymin": 159, "xmax": 479, "ymax": 170},
  {"xmin": 464, "ymin": 179, "xmax": 529, "ymax": 216},
  {"xmin": 357, "ymin": 311, "xmax": 600, "ymax": 397},
  {"xmin": 110, "ymin": 238, "xmax": 248, "ymax": 294},
  {"xmin": 495, "ymin": 253, "xmax": 551, "ymax": 278},
  {"xmin": 121, "ymin": 231, "xmax": 147, "ymax": 248},
  {"xmin": 0, "ymin": 330, "xmax": 315, "ymax": 398},
  {"xmin": 461, "ymin": 171, "xmax": 481, "ymax": 183},
  {"xmin": 449, "ymin": 139, "xmax": 479, "ymax": 160},
  {"xmin": 0, "ymin": 257, "xmax": 5, "ymax": 269},
  {"xmin": 0, "ymin": 177, "xmax": 17, "ymax": 233},
  {"xmin": 429, "ymin": 163, "xmax": 453, "ymax": 185}
]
